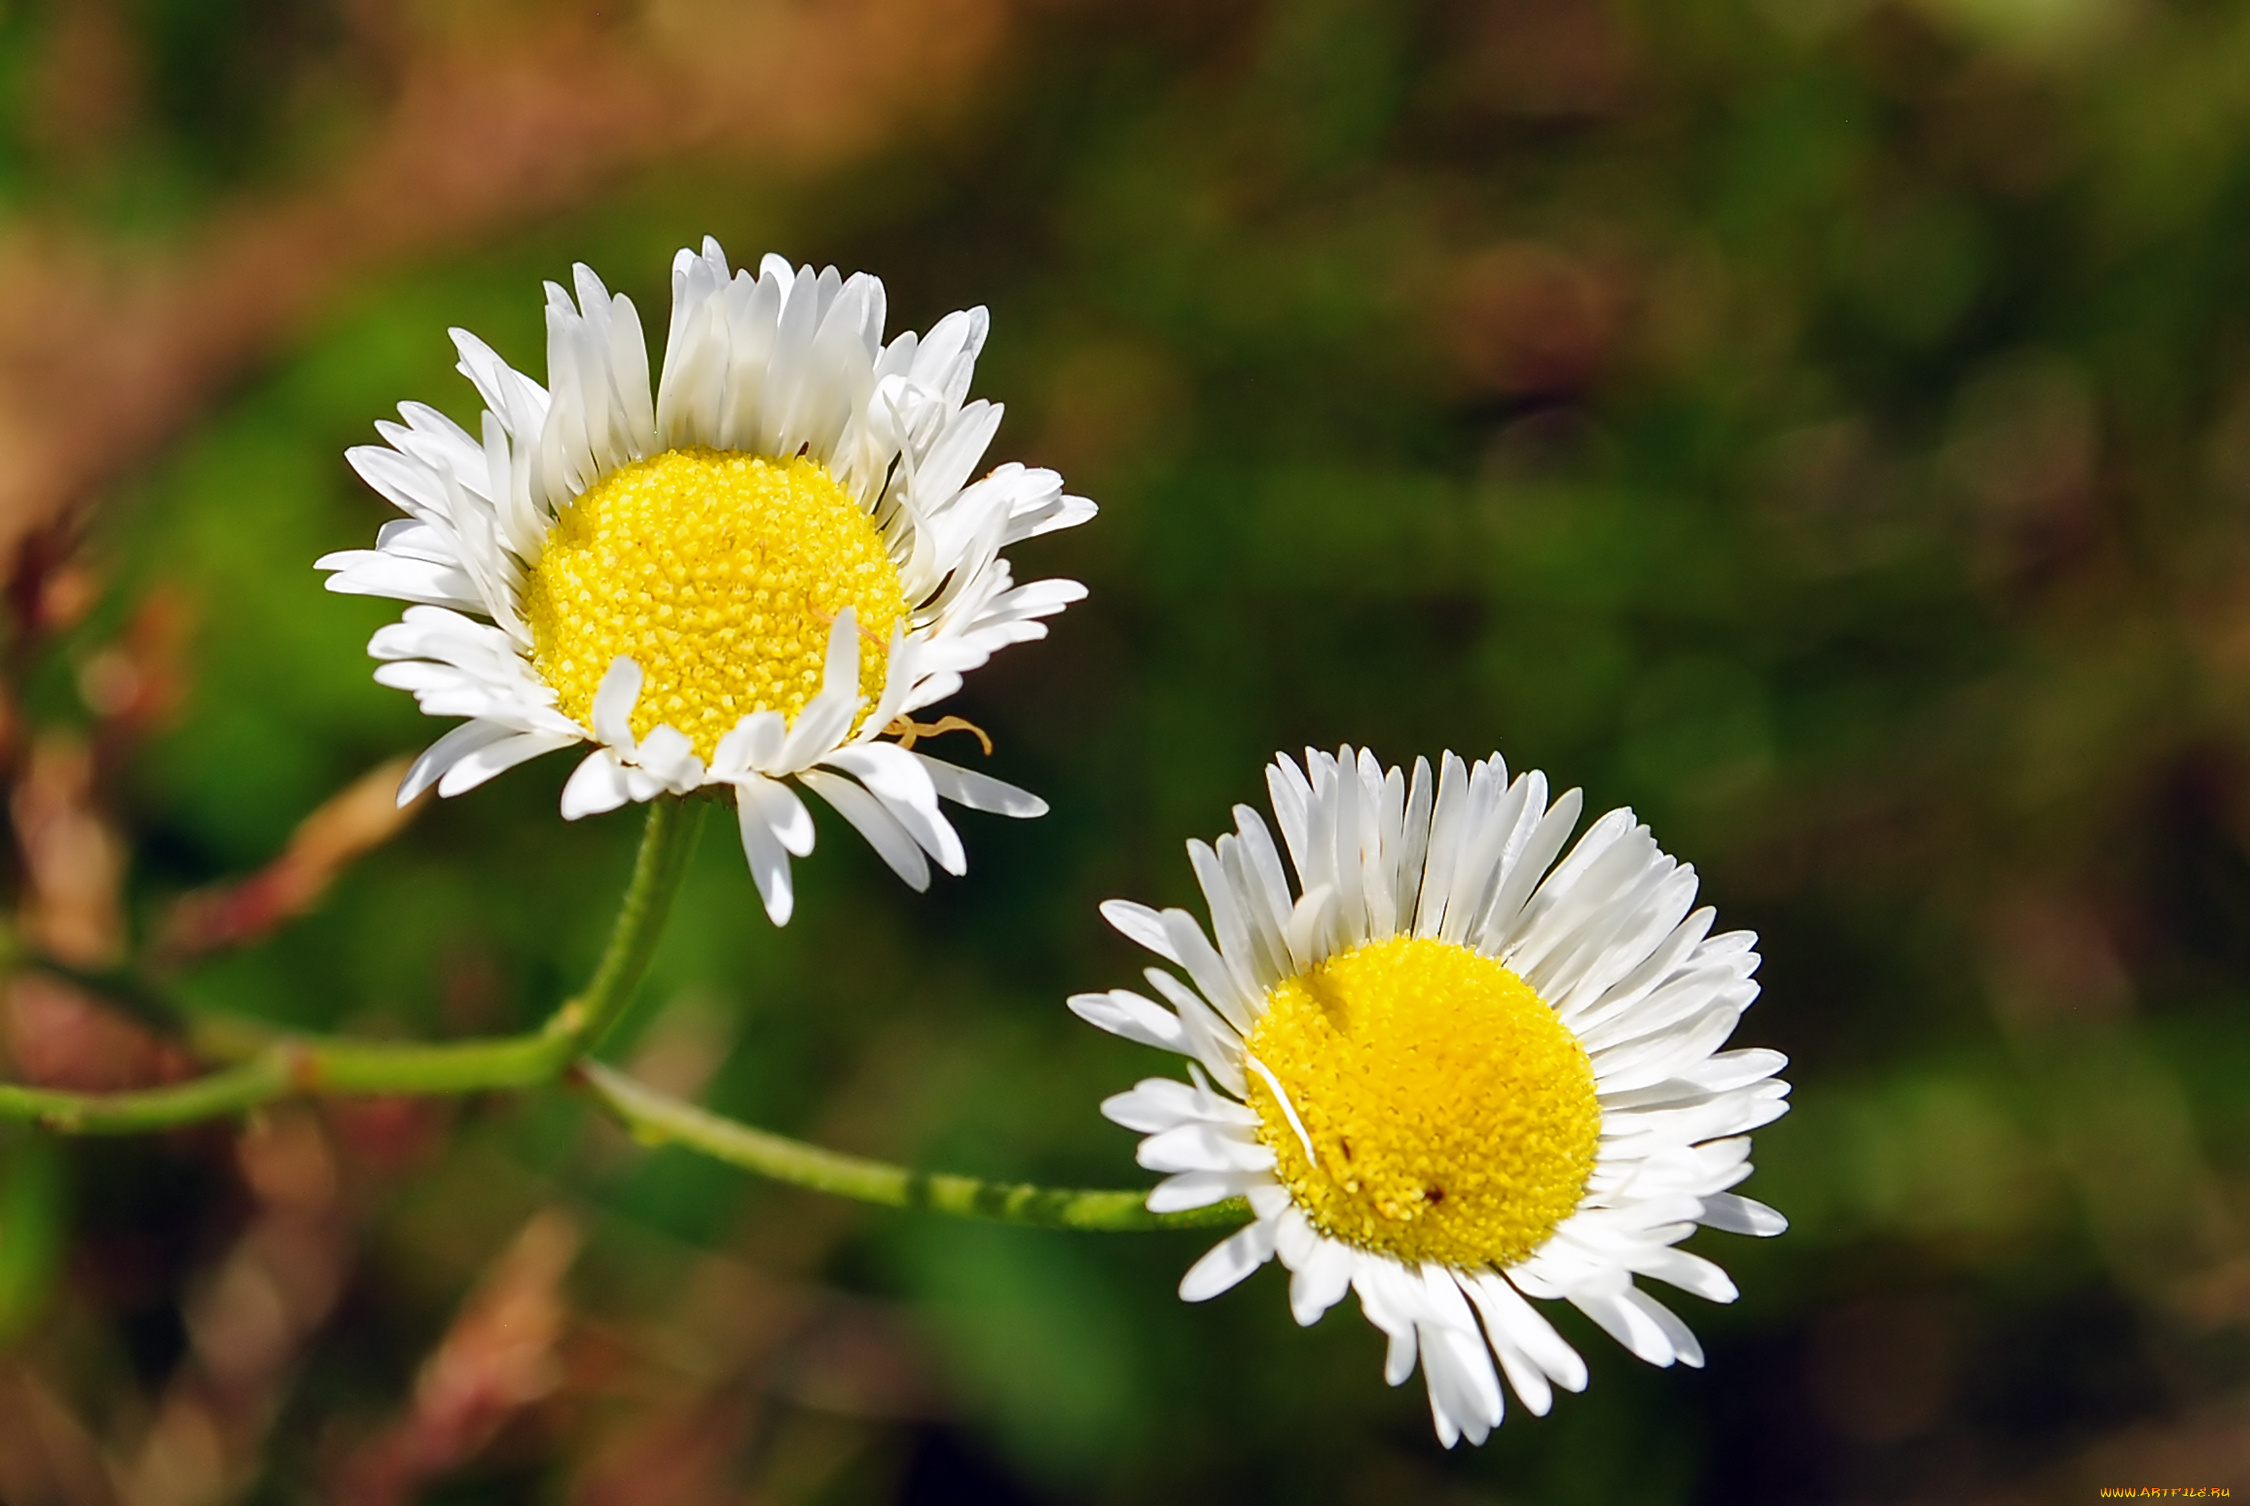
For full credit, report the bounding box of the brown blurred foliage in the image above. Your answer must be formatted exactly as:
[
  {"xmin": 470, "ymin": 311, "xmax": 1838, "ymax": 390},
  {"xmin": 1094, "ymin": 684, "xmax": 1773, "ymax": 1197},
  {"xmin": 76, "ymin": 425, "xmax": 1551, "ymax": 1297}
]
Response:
[
  {"xmin": 0, "ymin": 0, "xmax": 1009, "ymax": 589},
  {"xmin": 156, "ymin": 758, "xmax": 425, "ymax": 966}
]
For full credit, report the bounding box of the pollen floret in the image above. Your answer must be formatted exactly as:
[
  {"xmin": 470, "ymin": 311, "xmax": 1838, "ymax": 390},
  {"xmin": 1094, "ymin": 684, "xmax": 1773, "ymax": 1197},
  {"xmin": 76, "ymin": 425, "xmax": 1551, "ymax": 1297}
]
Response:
[
  {"xmin": 525, "ymin": 449, "xmax": 908, "ymax": 760},
  {"xmin": 318, "ymin": 241, "xmax": 1096, "ymax": 924},
  {"xmin": 1071, "ymin": 745, "xmax": 1791, "ymax": 1448},
  {"xmin": 1247, "ymin": 936, "xmax": 1600, "ymax": 1270}
]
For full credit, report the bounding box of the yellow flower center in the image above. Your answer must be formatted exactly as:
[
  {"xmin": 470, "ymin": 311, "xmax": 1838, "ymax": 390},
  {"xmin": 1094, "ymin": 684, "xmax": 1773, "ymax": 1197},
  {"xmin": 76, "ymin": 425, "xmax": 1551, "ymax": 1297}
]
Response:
[
  {"xmin": 524, "ymin": 447, "xmax": 908, "ymax": 759},
  {"xmin": 1244, "ymin": 935, "xmax": 1601, "ymax": 1269}
]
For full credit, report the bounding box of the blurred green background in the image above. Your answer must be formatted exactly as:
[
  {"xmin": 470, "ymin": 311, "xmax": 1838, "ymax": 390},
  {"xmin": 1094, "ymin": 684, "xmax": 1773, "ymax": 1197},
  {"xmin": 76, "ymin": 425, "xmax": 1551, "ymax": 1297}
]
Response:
[{"xmin": 0, "ymin": 0, "xmax": 2246, "ymax": 1500}]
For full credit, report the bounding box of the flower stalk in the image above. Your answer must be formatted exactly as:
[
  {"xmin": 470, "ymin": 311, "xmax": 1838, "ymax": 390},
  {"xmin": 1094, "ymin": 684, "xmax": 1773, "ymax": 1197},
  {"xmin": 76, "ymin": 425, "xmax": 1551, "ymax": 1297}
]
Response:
[
  {"xmin": 543, "ymin": 793, "xmax": 708, "ymax": 1055},
  {"xmin": 0, "ymin": 799, "xmax": 1216, "ymax": 1231},
  {"xmin": 577, "ymin": 1061, "xmax": 1246, "ymax": 1231}
]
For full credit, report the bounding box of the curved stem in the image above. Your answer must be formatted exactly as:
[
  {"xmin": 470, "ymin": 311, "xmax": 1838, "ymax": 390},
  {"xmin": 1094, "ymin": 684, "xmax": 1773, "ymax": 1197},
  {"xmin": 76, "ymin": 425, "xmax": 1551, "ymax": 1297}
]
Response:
[
  {"xmin": 544, "ymin": 795, "xmax": 707, "ymax": 1055},
  {"xmin": 0, "ymin": 1029, "xmax": 580, "ymax": 1134},
  {"xmin": 578, "ymin": 1061, "xmax": 1247, "ymax": 1232},
  {"xmin": 0, "ymin": 799, "xmax": 704, "ymax": 1129},
  {"xmin": 0, "ymin": 797, "xmax": 1220, "ymax": 1236},
  {"xmin": 0, "ymin": 1059, "xmax": 287, "ymax": 1133}
]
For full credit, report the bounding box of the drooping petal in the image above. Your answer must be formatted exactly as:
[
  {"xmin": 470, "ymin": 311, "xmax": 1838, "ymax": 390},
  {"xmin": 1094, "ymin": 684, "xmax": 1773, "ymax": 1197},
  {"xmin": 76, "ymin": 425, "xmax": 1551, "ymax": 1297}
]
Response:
[
  {"xmin": 1178, "ymin": 1219, "xmax": 1279, "ymax": 1302},
  {"xmin": 738, "ymin": 773, "xmax": 815, "ymax": 857},
  {"xmin": 798, "ymin": 769, "xmax": 930, "ymax": 889},
  {"xmin": 559, "ymin": 748, "xmax": 635, "ymax": 819},
  {"xmin": 436, "ymin": 729, "xmax": 576, "ymax": 798}
]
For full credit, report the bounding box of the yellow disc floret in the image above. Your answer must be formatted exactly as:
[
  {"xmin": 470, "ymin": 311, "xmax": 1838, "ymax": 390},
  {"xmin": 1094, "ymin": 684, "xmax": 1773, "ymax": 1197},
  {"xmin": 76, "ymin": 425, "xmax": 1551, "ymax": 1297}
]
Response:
[
  {"xmin": 1244, "ymin": 935, "xmax": 1600, "ymax": 1269},
  {"xmin": 524, "ymin": 447, "xmax": 908, "ymax": 759}
]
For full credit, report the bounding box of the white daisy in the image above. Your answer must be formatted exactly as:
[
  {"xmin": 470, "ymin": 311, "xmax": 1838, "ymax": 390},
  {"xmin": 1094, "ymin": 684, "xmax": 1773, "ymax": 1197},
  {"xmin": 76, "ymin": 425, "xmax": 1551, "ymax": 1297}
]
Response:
[
  {"xmin": 1071, "ymin": 746, "xmax": 1789, "ymax": 1446},
  {"xmin": 319, "ymin": 240, "xmax": 1095, "ymax": 923}
]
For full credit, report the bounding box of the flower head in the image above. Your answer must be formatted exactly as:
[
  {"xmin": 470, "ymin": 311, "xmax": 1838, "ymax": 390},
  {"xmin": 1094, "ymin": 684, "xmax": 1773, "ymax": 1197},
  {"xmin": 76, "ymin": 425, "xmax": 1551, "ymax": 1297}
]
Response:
[
  {"xmin": 1072, "ymin": 746, "xmax": 1789, "ymax": 1446},
  {"xmin": 321, "ymin": 242, "xmax": 1093, "ymax": 922}
]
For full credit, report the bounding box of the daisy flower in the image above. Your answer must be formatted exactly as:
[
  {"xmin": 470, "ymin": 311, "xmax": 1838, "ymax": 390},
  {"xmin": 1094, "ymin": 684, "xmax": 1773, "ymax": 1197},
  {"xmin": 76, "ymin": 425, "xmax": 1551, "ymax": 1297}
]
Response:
[
  {"xmin": 319, "ymin": 240, "xmax": 1094, "ymax": 923},
  {"xmin": 1071, "ymin": 746, "xmax": 1789, "ymax": 1445}
]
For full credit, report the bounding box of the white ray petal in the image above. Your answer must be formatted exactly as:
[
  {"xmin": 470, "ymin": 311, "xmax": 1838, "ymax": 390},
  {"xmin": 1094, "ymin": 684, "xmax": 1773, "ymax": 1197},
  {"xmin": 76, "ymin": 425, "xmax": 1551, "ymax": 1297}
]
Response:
[
  {"xmin": 798, "ymin": 769, "xmax": 930, "ymax": 890},
  {"xmin": 736, "ymin": 788, "xmax": 796, "ymax": 925},
  {"xmin": 400, "ymin": 720, "xmax": 515, "ymax": 805},
  {"xmin": 1074, "ymin": 991, "xmax": 1187, "ymax": 1055},
  {"xmin": 1698, "ymin": 1193, "xmax": 1788, "ymax": 1236},
  {"xmin": 1101, "ymin": 899, "xmax": 1183, "ymax": 962},
  {"xmin": 590, "ymin": 657, "xmax": 643, "ymax": 751},
  {"xmin": 915, "ymin": 754, "xmax": 1046, "ymax": 817},
  {"xmin": 560, "ymin": 748, "xmax": 635, "ymax": 819},
  {"xmin": 1285, "ymin": 1229, "xmax": 1357, "ymax": 1327},
  {"xmin": 738, "ymin": 774, "xmax": 815, "ymax": 857},
  {"xmin": 1180, "ymin": 1218, "xmax": 1279, "ymax": 1302},
  {"xmin": 1147, "ymin": 1170, "xmax": 1266, "ymax": 1213}
]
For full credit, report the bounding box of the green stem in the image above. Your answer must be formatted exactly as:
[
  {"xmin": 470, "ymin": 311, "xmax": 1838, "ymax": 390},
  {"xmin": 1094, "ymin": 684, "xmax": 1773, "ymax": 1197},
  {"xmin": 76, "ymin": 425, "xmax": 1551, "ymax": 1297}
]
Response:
[
  {"xmin": 0, "ymin": 797, "xmax": 1217, "ymax": 1235},
  {"xmin": 544, "ymin": 795, "xmax": 707, "ymax": 1055},
  {"xmin": 0, "ymin": 1029, "xmax": 578, "ymax": 1134},
  {"xmin": 0, "ymin": 1059, "xmax": 287, "ymax": 1133},
  {"xmin": 577, "ymin": 1061, "xmax": 1247, "ymax": 1232},
  {"xmin": 0, "ymin": 799, "xmax": 703, "ymax": 1130}
]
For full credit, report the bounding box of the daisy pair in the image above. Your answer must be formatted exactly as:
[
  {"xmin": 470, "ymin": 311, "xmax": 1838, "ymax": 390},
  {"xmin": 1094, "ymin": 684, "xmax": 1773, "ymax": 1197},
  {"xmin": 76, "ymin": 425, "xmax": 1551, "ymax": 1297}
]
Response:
[
  {"xmin": 320, "ymin": 240, "xmax": 1093, "ymax": 924},
  {"xmin": 317, "ymin": 241, "xmax": 1788, "ymax": 1448},
  {"xmin": 1073, "ymin": 746, "xmax": 1789, "ymax": 1446}
]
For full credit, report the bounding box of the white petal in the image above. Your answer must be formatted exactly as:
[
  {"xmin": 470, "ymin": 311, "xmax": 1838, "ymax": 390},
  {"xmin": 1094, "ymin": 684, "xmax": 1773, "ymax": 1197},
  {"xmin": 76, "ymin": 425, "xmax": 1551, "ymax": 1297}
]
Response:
[
  {"xmin": 1189, "ymin": 838, "xmax": 1270, "ymax": 1004},
  {"xmin": 1628, "ymin": 1286, "xmax": 1704, "ymax": 1367},
  {"xmin": 778, "ymin": 681, "xmax": 858, "ymax": 773},
  {"xmin": 591, "ymin": 657, "xmax": 644, "ymax": 750},
  {"xmin": 1629, "ymin": 1246, "xmax": 1737, "ymax": 1304},
  {"xmin": 1100, "ymin": 899, "xmax": 1184, "ymax": 963},
  {"xmin": 435, "ymin": 729, "xmax": 574, "ymax": 797},
  {"xmin": 320, "ymin": 553, "xmax": 484, "ymax": 610},
  {"xmin": 1419, "ymin": 1309, "xmax": 1503, "ymax": 1447},
  {"xmin": 1136, "ymin": 1122, "xmax": 1274, "ymax": 1175},
  {"xmin": 1699, "ymin": 1193, "xmax": 1788, "ymax": 1236},
  {"xmin": 1687, "ymin": 1048, "xmax": 1789, "ymax": 1094},
  {"xmin": 1146, "ymin": 1170, "xmax": 1265, "ymax": 1213},
  {"xmin": 739, "ymin": 774, "xmax": 815, "ymax": 857},
  {"xmin": 916, "ymin": 754, "xmax": 1047, "ymax": 817},
  {"xmin": 798, "ymin": 769, "xmax": 930, "ymax": 889},
  {"xmin": 399, "ymin": 720, "xmax": 514, "ymax": 804},
  {"xmin": 345, "ymin": 444, "xmax": 452, "ymax": 523},
  {"xmin": 1178, "ymin": 1219, "xmax": 1278, "ymax": 1302},
  {"xmin": 559, "ymin": 747, "xmax": 636, "ymax": 819},
  {"xmin": 1161, "ymin": 908, "xmax": 1259, "ymax": 1035},
  {"xmin": 1569, "ymin": 1285, "xmax": 1678, "ymax": 1368},
  {"xmin": 1284, "ymin": 884, "xmax": 1336, "ymax": 971},
  {"xmin": 1459, "ymin": 1276, "xmax": 1560, "ymax": 1418},
  {"xmin": 1070, "ymin": 989, "xmax": 1187, "ymax": 1054},
  {"xmin": 713, "ymin": 710, "xmax": 787, "ymax": 778},
  {"xmin": 1473, "ymin": 1271, "xmax": 1588, "ymax": 1394},
  {"xmin": 632, "ymin": 724, "xmax": 706, "ymax": 790},
  {"xmin": 1352, "ymin": 1258, "xmax": 1427, "ymax": 1388},
  {"xmin": 1141, "ymin": 968, "xmax": 1249, "ymax": 1096},
  {"xmin": 736, "ymin": 787, "xmax": 796, "ymax": 925},
  {"xmin": 823, "ymin": 744, "xmax": 964, "ymax": 875},
  {"xmin": 1285, "ymin": 1229, "xmax": 1356, "ymax": 1327},
  {"xmin": 1464, "ymin": 779, "xmax": 1567, "ymax": 943},
  {"xmin": 1100, "ymin": 1076, "xmax": 1255, "ymax": 1133}
]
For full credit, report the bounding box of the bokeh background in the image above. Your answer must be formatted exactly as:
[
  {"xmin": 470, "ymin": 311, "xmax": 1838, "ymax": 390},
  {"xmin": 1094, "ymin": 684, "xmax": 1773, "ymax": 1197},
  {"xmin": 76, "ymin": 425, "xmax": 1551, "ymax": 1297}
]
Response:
[{"xmin": 0, "ymin": 0, "xmax": 2243, "ymax": 1500}]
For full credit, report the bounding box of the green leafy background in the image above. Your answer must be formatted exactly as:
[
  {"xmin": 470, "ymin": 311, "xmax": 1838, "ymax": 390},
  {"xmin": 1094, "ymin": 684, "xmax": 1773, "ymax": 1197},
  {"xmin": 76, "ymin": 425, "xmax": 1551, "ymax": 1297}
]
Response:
[{"xmin": 7, "ymin": 0, "xmax": 2250, "ymax": 1500}]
